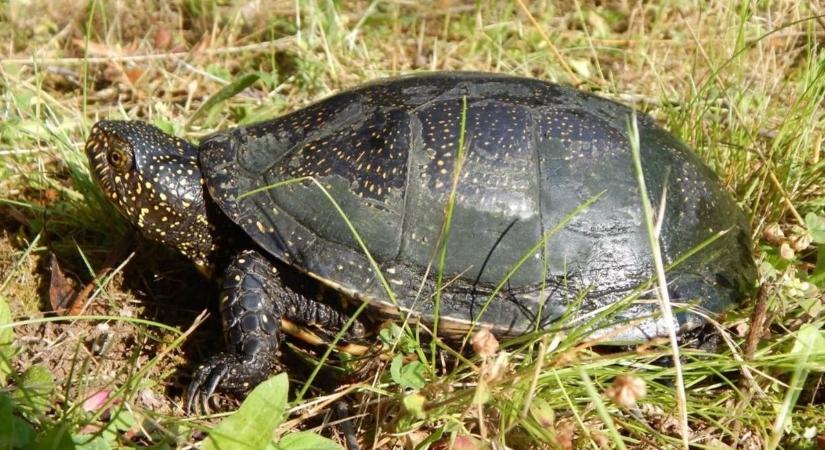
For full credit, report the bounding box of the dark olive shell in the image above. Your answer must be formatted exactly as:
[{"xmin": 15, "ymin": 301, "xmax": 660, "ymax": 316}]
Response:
[{"xmin": 200, "ymin": 72, "xmax": 755, "ymax": 341}]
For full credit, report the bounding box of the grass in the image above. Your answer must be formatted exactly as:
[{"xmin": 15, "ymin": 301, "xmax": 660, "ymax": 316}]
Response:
[{"xmin": 1, "ymin": 0, "xmax": 824, "ymax": 449}]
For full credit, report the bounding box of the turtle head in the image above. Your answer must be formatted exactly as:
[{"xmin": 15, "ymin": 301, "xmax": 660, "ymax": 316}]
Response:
[{"xmin": 86, "ymin": 120, "xmax": 219, "ymax": 267}]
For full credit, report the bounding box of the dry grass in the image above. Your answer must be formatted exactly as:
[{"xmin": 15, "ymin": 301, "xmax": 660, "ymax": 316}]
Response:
[{"xmin": 1, "ymin": 1, "xmax": 823, "ymax": 449}]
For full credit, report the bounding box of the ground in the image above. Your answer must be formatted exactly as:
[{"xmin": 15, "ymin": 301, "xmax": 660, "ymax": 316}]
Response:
[{"xmin": 1, "ymin": 1, "xmax": 823, "ymax": 449}]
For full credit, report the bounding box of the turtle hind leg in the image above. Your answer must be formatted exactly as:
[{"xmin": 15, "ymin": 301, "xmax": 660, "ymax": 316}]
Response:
[{"xmin": 186, "ymin": 249, "xmax": 365, "ymax": 412}]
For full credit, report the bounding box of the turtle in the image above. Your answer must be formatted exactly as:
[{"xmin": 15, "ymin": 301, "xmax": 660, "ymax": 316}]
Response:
[{"xmin": 84, "ymin": 72, "xmax": 756, "ymax": 408}]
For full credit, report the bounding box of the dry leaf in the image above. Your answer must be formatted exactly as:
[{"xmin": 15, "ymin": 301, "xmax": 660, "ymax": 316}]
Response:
[
  {"xmin": 471, "ymin": 327, "xmax": 499, "ymax": 357},
  {"xmin": 762, "ymin": 223, "xmax": 784, "ymax": 245},
  {"xmin": 72, "ymin": 38, "xmax": 123, "ymax": 57},
  {"xmin": 49, "ymin": 254, "xmax": 78, "ymax": 315},
  {"xmin": 154, "ymin": 27, "xmax": 172, "ymax": 49},
  {"xmin": 605, "ymin": 375, "xmax": 647, "ymax": 407},
  {"xmin": 124, "ymin": 68, "xmax": 145, "ymax": 84},
  {"xmin": 555, "ymin": 418, "xmax": 575, "ymax": 450},
  {"xmin": 780, "ymin": 242, "xmax": 795, "ymax": 260}
]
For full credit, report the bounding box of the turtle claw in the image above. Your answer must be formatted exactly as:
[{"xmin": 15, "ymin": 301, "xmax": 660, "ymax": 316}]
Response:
[
  {"xmin": 186, "ymin": 358, "xmax": 228, "ymax": 414},
  {"xmin": 185, "ymin": 353, "xmax": 268, "ymax": 414},
  {"xmin": 186, "ymin": 353, "xmax": 249, "ymax": 413}
]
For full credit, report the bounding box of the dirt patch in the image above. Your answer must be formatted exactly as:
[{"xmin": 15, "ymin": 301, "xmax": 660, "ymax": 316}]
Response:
[{"xmin": 0, "ymin": 224, "xmax": 227, "ymax": 416}]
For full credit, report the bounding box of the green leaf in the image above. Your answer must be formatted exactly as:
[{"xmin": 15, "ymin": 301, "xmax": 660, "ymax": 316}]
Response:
[
  {"xmin": 378, "ymin": 324, "xmax": 400, "ymax": 346},
  {"xmin": 152, "ymin": 119, "xmax": 178, "ymax": 136},
  {"xmin": 74, "ymin": 434, "xmax": 113, "ymax": 450},
  {"xmin": 805, "ymin": 212, "xmax": 825, "ymax": 243},
  {"xmin": 272, "ymin": 431, "xmax": 342, "ymax": 450},
  {"xmin": 187, "ymin": 73, "xmax": 260, "ymax": 129},
  {"xmin": 402, "ymin": 393, "xmax": 427, "ymax": 420},
  {"xmin": 256, "ymin": 71, "xmax": 278, "ymax": 90},
  {"xmin": 390, "ymin": 354, "xmax": 403, "ymax": 384},
  {"xmin": 0, "ymin": 393, "xmax": 35, "ymax": 449},
  {"xmin": 203, "ymin": 373, "xmax": 288, "ymax": 450},
  {"xmin": 390, "ymin": 355, "xmax": 426, "ymax": 389},
  {"xmin": 12, "ymin": 365, "xmax": 54, "ymax": 418},
  {"xmin": 0, "ymin": 295, "xmax": 13, "ymax": 386},
  {"xmin": 33, "ymin": 422, "xmax": 75, "ymax": 450},
  {"xmin": 399, "ymin": 361, "xmax": 426, "ymax": 389},
  {"xmin": 110, "ymin": 410, "xmax": 137, "ymax": 432},
  {"xmin": 206, "ymin": 64, "xmax": 231, "ymax": 81},
  {"xmin": 528, "ymin": 398, "xmax": 555, "ymax": 427},
  {"xmin": 378, "ymin": 323, "xmax": 417, "ymax": 353}
]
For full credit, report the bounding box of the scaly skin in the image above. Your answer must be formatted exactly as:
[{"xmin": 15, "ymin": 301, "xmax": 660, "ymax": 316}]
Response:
[
  {"xmin": 187, "ymin": 249, "xmax": 364, "ymax": 411},
  {"xmin": 85, "ymin": 121, "xmax": 365, "ymax": 410}
]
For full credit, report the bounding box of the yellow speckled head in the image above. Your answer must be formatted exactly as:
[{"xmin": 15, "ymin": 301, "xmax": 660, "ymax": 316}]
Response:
[{"xmin": 86, "ymin": 120, "xmax": 220, "ymax": 267}]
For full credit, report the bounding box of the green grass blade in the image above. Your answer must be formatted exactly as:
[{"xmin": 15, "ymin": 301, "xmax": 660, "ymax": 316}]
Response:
[
  {"xmin": 627, "ymin": 112, "xmax": 689, "ymax": 448},
  {"xmin": 432, "ymin": 95, "xmax": 469, "ymax": 368},
  {"xmin": 186, "ymin": 73, "xmax": 260, "ymax": 129}
]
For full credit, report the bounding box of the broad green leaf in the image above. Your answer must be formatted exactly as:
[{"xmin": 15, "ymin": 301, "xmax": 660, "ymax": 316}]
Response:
[
  {"xmin": 203, "ymin": 373, "xmax": 288, "ymax": 450},
  {"xmin": 272, "ymin": 431, "xmax": 341, "ymax": 450},
  {"xmin": 206, "ymin": 65, "xmax": 231, "ymax": 81},
  {"xmin": 389, "ymin": 354, "xmax": 403, "ymax": 384},
  {"xmin": 528, "ymin": 398, "xmax": 555, "ymax": 427},
  {"xmin": 187, "ymin": 73, "xmax": 260, "ymax": 128},
  {"xmin": 33, "ymin": 422, "xmax": 74, "ymax": 450},
  {"xmin": 390, "ymin": 355, "xmax": 426, "ymax": 389},
  {"xmin": 74, "ymin": 434, "xmax": 113, "ymax": 450},
  {"xmin": 378, "ymin": 324, "xmax": 401, "ymax": 346},
  {"xmin": 402, "ymin": 393, "xmax": 426, "ymax": 420},
  {"xmin": 398, "ymin": 361, "xmax": 426, "ymax": 389},
  {"xmin": 0, "ymin": 393, "xmax": 35, "ymax": 449},
  {"xmin": 805, "ymin": 213, "xmax": 825, "ymax": 243},
  {"xmin": 12, "ymin": 365, "xmax": 54, "ymax": 418},
  {"xmin": 110, "ymin": 410, "xmax": 137, "ymax": 432},
  {"xmin": 378, "ymin": 323, "xmax": 417, "ymax": 353},
  {"xmin": 0, "ymin": 295, "xmax": 13, "ymax": 386}
]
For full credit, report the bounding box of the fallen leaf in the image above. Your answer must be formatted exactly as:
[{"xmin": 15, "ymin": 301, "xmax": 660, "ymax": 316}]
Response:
[
  {"xmin": 762, "ymin": 223, "xmax": 784, "ymax": 245},
  {"xmin": 124, "ymin": 68, "xmax": 145, "ymax": 84},
  {"xmin": 555, "ymin": 419, "xmax": 575, "ymax": 450},
  {"xmin": 154, "ymin": 28, "xmax": 172, "ymax": 49},
  {"xmin": 72, "ymin": 39, "xmax": 123, "ymax": 57},
  {"xmin": 49, "ymin": 254, "xmax": 78, "ymax": 315},
  {"xmin": 471, "ymin": 327, "xmax": 498, "ymax": 357},
  {"xmin": 49, "ymin": 233, "xmax": 134, "ymax": 316},
  {"xmin": 780, "ymin": 242, "xmax": 795, "ymax": 260},
  {"xmin": 139, "ymin": 389, "xmax": 163, "ymax": 409},
  {"xmin": 43, "ymin": 189, "xmax": 59, "ymax": 204},
  {"xmin": 605, "ymin": 375, "xmax": 647, "ymax": 407}
]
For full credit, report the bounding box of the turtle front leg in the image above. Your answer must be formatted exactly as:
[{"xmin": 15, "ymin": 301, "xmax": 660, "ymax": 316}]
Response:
[{"xmin": 186, "ymin": 249, "xmax": 364, "ymax": 411}]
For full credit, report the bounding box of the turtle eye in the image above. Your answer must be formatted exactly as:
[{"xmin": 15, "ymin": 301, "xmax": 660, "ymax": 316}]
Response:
[{"xmin": 107, "ymin": 140, "xmax": 133, "ymax": 173}]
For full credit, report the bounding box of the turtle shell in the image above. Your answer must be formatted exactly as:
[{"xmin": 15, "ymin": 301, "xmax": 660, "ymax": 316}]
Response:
[{"xmin": 199, "ymin": 72, "xmax": 755, "ymax": 342}]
